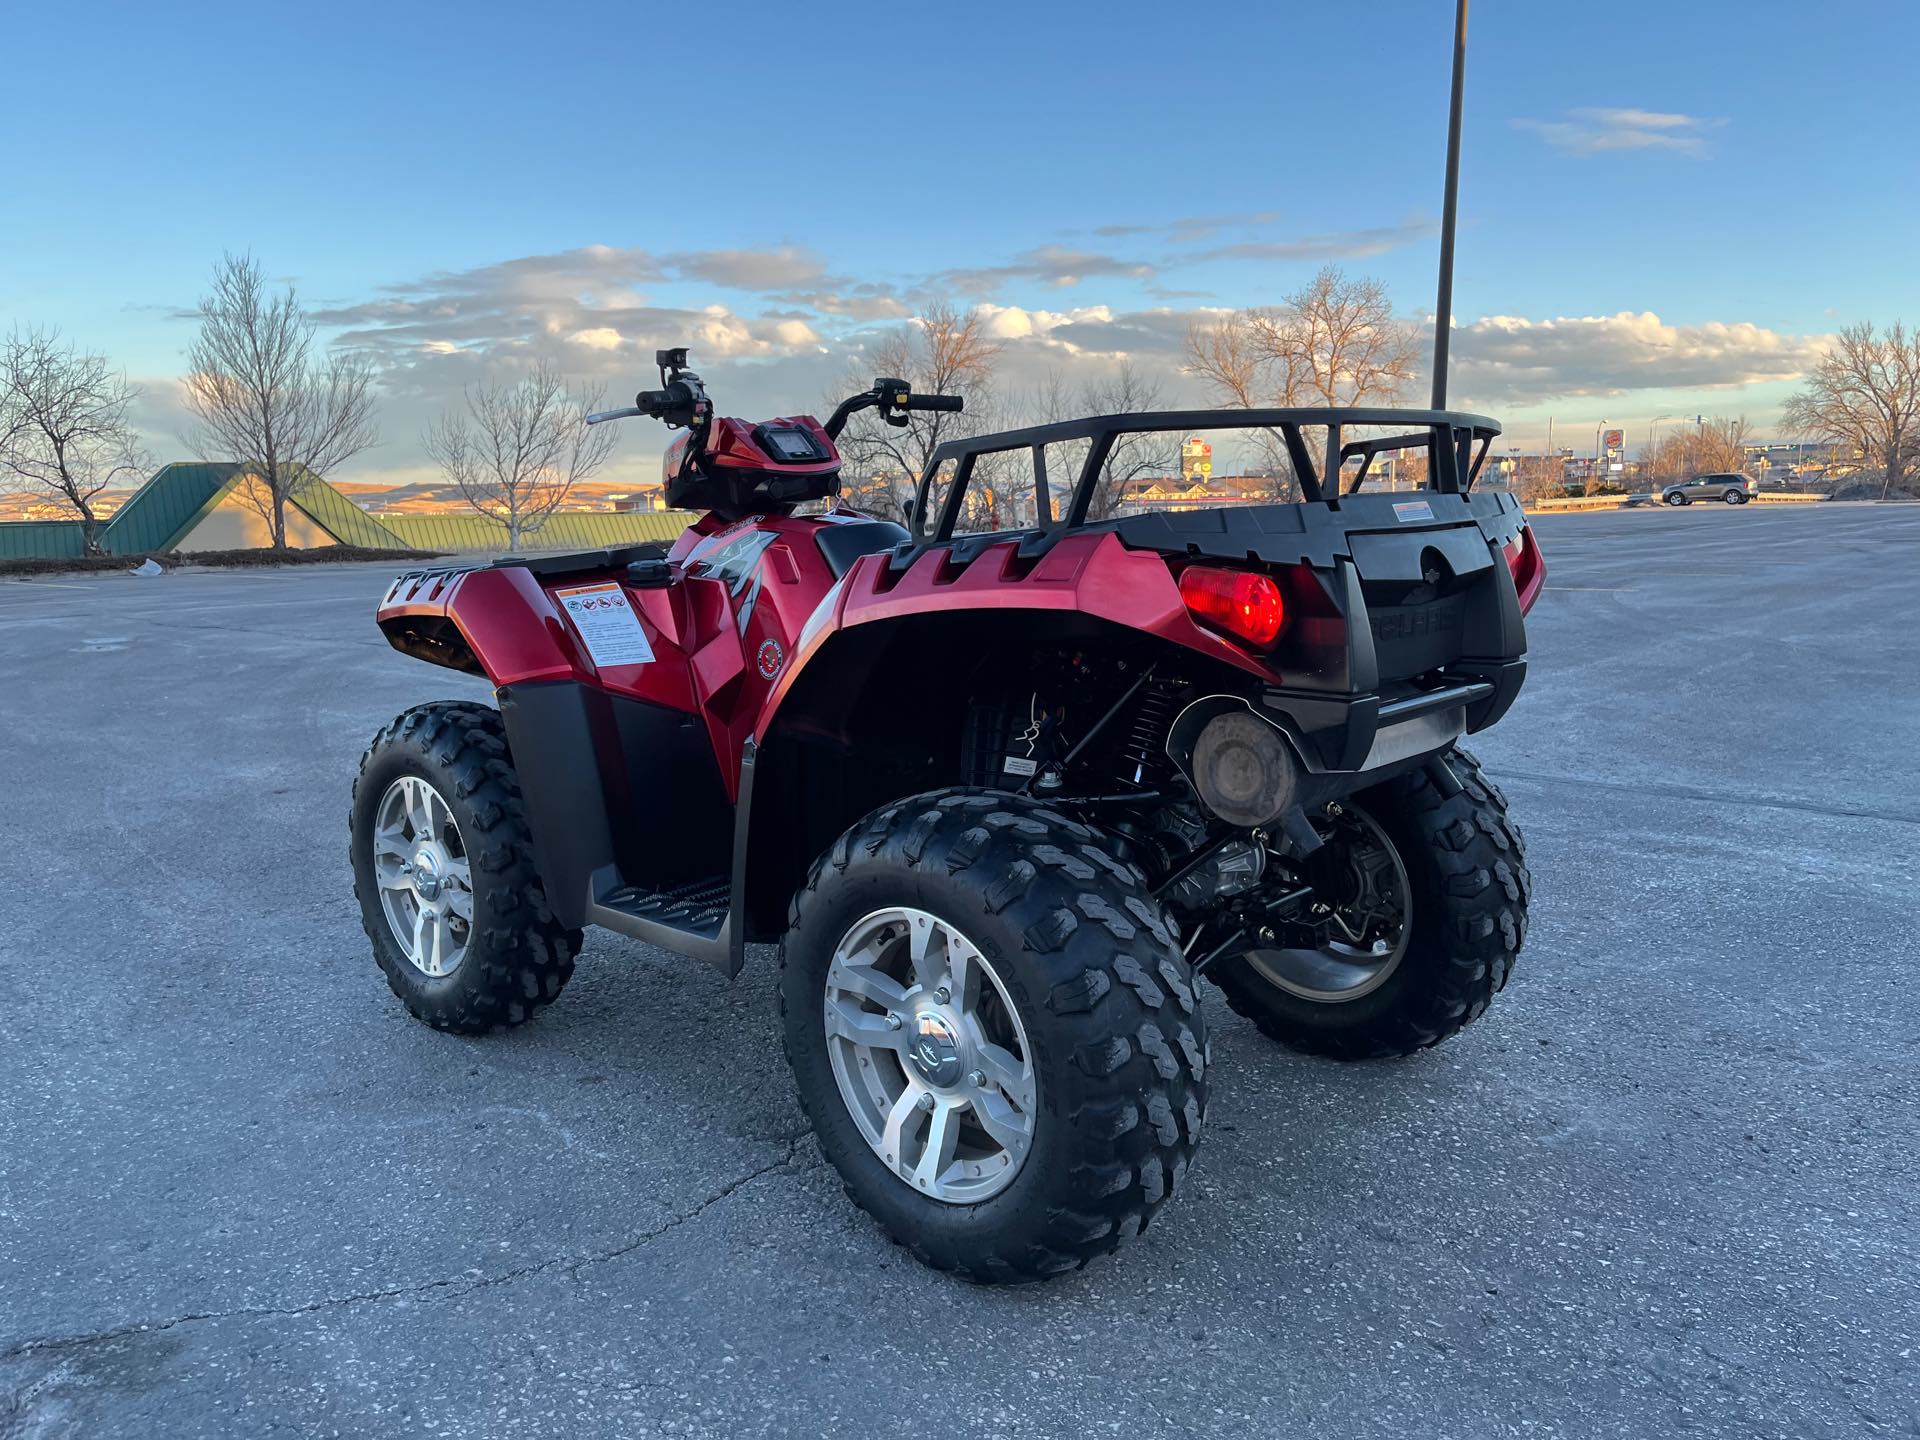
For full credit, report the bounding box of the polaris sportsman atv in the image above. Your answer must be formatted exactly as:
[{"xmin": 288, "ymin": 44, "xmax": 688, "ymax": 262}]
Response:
[{"xmin": 351, "ymin": 346, "xmax": 1543, "ymax": 1282}]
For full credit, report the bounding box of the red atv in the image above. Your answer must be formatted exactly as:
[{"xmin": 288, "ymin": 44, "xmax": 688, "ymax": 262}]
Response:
[{"xmin": 352, "ymin": 348, "xmax": 1544, "ymax": 1282}]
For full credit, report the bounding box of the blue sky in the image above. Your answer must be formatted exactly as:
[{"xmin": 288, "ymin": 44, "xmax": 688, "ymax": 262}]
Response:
[{"xmin": 4, "ymin": 0, "xmax": 1916, "ymax": 484}]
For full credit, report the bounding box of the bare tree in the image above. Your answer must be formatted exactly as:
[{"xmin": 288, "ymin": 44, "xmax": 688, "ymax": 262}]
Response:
[
  {"xmin": 0, "ymin": 328, "xmax": 149, "ymax": 553},
  {"xmin": 829, "ymin": 300, "xmax": 1002, "ymax": 523},
  {"xmin": 182, "ymin": 253, "xmax": 379, "ymax": 549},
  {"xmin": 1185, "ymin": 266, "xmax": 1421, "ymax": 500},
  {"xmin": 1781, "ymin": 321, "xmax": 1920, "ymax": 500},
  {"xmin": 1511, "ymin": 452, "xmax": 1569, "ymax": 503},
  {"xmin": 425, "ymin": 363, "xmax": 617, "ymax": 551},
  {"xmin": 1043, "ymin": 361, "xmax": 1178, "ymax": 520},
  {"xmin": 1650, "ymin": 417, "xmax": 1752, "ymax": 483}
]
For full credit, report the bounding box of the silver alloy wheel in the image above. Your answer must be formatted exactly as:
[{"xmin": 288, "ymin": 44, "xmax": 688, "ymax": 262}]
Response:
[
  {"xmin": 371, "ymin": 774, "xmax": 474, "ymax": 978},
  {"xmin": 1246, "ymin": 806, "xmax": 1412, "ymax": 1004},
  {"xmin": 823, "ymin": 906, "xmax": 1037, "ymax": 1204}
]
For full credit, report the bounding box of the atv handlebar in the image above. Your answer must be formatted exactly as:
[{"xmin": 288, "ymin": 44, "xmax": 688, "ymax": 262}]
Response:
[
  {"xmin": 585, "ymin": 351, "xmax": 964, "ymax": 439},
  {"xmin": 585, "ymin": 377, "xmax": 709, "ymax": 428},
  {"xmin": 823, "ymin": 379, "xmax": 965, "ymax": 438}
]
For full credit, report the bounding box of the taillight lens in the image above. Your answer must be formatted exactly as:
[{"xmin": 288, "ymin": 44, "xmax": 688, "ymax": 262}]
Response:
[
  {"xmin": 1504, "ymin": 525, "xmax": 1546, "ymax": 615},
  {"xmin": 1180, "ymin": 565, "xmax": 1286, "ymax": 648}
]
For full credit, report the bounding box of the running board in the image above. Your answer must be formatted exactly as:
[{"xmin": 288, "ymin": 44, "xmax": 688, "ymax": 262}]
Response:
[{"xmin": 585, "ymin": 867, "xmax": 740, "ymax": 976}]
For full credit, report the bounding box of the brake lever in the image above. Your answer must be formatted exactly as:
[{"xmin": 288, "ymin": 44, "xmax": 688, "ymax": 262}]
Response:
[{"xmin": 585, "ymin": 406, "xmax": 644, "ymax": 426}]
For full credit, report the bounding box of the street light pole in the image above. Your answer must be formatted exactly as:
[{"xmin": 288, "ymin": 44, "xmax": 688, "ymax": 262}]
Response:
[{"xmin": 1429, "ymin": 0, "xmax": 1469, "ymax": 410}]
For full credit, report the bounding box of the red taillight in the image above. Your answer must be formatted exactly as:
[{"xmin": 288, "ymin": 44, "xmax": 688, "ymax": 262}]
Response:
[
  {"xmin": 1179, "ymin": 565, "xmax": 1286, "ymax": 648},
  {"xmin": 1504, "ymin": 525, "xmax": 1546, "ymax": 615}
]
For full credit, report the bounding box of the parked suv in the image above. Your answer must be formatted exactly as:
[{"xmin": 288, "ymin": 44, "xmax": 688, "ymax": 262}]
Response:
[{"xmin": 1663, "ymin": 473, "xmax": 1756, "ymax": 505}]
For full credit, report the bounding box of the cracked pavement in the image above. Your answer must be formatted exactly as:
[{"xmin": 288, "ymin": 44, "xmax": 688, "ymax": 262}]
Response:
[{"xmin": 1, "ymin": 503, "xmax": 1916, "ymax": 1438}]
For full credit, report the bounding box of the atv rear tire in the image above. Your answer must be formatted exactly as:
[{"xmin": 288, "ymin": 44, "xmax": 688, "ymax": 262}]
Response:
[
  {"xmin": 351, "ymin": 700, "xmax": 581, "ymax": 1034},
  {"xmin": 781, "ymin": 790, "xmax": 1206, "ymax": 1283},
  {"xmin": 1212, "ymin": 747, "xmax": 1528, "ymax": 1060}
]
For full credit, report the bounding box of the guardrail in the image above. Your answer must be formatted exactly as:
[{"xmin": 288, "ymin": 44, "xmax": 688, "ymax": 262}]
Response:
[
  {"xmin": 1529, "ymin": 491, "xmax": 1828, "ymax": 513},
  {"xmin": 1527, "ymin": 496, "xmax": 1633, "ymax": 511}
]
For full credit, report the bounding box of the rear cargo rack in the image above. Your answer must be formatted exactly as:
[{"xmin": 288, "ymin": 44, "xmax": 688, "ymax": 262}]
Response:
[{"xmin": 911, "ymin": 406, "xmax": 1500, "ymax": 543}]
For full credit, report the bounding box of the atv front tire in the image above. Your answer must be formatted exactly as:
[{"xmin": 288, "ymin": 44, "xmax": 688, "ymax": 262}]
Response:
[
  {"xmin": 350, "ymin": 701, "xmax": 581, "ymax": 1034},
  {"xmin": 1212, "ymin": 747, "xmax": 1528, "ymax": 1060},
  {"xmin": 781, "ymin": 790, "xmax": 1207, "ymax": 1283}
]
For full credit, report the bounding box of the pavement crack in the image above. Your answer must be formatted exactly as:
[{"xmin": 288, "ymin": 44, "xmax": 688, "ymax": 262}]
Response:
[{"xmin": 0, "ymin": 1137, "xmax": 814, "ymax": 1364}]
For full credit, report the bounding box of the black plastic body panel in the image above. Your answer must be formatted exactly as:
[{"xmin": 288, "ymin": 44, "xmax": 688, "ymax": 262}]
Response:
[
  {"xmin": 496, "ymin": 680, "xmax": 733, "ymax": 931},
  {"xmin": 1108, "ymin": 489, "xmax": 1525, "ymax": 569},
  {"xmin": 496, "ymin": 681, "xmax": 619, "ymax": 931},
  {"xmin": 1133, "ymin": 491, "xmax": 1533, "ymax": 778}
]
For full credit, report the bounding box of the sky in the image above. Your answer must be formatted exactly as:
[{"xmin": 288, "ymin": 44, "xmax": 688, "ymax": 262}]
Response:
[{"xmin": 4, "ymin": 0, "xmax": 1917, "ymax": 488}]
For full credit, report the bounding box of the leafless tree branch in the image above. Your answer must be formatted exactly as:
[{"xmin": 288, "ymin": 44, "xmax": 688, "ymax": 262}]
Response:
[
  {"xmin": 1781, "ymin": 321, "xmax": 1920, "ymax": 500},
  {"xmin": 828, "ymin": 300, "xmax": 1004, "ymax": 523},
  {"xmin": 1184, "ymin": 266, "xmax": 1420, "ymax": 500},
  {"xmin": 0, "ymin": 327, "xmax": 150, "ymax": 554},
  {"xmin": 425, "ymin": 362, "xmax": 617, "ymax": 551},
  {"xmin": 181, "ymin": 253, "xmax": 379, "ymax": 548}
]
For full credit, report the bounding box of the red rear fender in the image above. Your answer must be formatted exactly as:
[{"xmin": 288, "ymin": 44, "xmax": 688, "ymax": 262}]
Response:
[
  {"xmin": 378, "ymin": 564, "xmax": 589, "ymax": 685},
  {"xmin": 752, "ymin": 530, "xmax": 1270, "ymax": 745}
]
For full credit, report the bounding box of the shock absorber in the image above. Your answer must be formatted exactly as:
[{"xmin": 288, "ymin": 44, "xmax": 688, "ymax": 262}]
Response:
[{"xmin": 1116, "ymin": 678, "xmax": 1180, "ymax": 789}]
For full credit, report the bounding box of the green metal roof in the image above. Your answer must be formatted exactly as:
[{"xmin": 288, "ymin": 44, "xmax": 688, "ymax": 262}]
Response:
[
  {"xmin": 95, "ymin": 462, "xmax": 410, "ymax": 552},
  {"xmin": 0, "ymin": 520, "xmax": 88, "ymax": 561},
  {"xmin": 284, "ymin": 474, "xmax": 413, "ymax": 549},
  {"xmin": 377, "ymin": 510, "xmax": 692, "ymax": 553}
]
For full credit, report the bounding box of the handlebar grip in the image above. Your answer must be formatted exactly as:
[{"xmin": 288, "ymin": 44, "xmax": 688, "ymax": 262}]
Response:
[{"xmin": 906, "ymin": 394, "xmax": 964, "ymax": 412}]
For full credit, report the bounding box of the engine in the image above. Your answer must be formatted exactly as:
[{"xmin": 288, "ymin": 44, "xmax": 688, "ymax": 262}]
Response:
[{"xmin": 958, "ymin": 649, "xmax": 1271, "ymax": 916}]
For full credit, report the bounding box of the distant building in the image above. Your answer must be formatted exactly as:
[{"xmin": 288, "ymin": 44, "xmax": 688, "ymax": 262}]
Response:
[{"xmin": 1179, "ymin": 436, "xmax": 1214, "ymax": 483}]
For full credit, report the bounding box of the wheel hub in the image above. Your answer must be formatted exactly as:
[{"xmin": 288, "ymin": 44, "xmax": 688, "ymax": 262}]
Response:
[
  {"xmin": 1245, "ymin": 804, "xmax": 1412, "ymax": 1004},
  {"xmin": 410, "ymin": 847, "xmax": 446, "ymax": 901},
  {"xmin": 908, "ymin": 1010, "xmax": 966, "ymax": 1088}
]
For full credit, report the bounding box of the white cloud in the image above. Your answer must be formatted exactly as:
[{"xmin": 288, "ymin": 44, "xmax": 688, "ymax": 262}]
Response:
[
  {"xmin": 664, "ymin": 247, "xmax": 830, "ymax": 290},
  {"xmin": 1186, "ymin": 219, "xmax": 1436, "ymax": 265},
  {"xmin": 1512, "ymin": 107, "xmax": 1724, "ymax": 157},
  {"xmin": 937, "ymin": 246, "xmax": 1157, "ymax": 295},
  {"xmin": 567, "ymin": 326, "xmax": 625, "ymax": 350},
  {"xmin": 226, "ymin": 231, "xmax": 1825, "ymax": 489},
  {"xmin": 1448, "ymin": 311, "xmax": 1824, "ymax": 404},
  {"xmin": 763, "ymin": 317, "xmax": 820, "ymax": 348}
]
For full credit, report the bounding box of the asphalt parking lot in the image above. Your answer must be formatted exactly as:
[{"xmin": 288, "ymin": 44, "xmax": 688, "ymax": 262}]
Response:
[{"xmin": 2, "ymin": 502, "xmax": 1916, "ymax": 1439}]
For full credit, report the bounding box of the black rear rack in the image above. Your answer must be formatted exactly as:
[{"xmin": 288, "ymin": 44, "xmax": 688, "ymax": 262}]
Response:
[{"xmin": 910, "ymin": 406, "xmax": 1501, "ymax": 543}]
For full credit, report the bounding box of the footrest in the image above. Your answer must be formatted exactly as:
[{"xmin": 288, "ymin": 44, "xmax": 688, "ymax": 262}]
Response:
[
  {"xmin": 585, "ymin": 866, "xmax": 736, "ymax": 974},
  {"xmin": 598, "ymin": 876, "xmax": 729, "ymax": 941}
]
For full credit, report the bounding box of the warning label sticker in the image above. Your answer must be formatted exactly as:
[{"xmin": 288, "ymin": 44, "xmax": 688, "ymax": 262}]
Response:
[
  {"xmin": 1392, "ymin": 500, "xmax": 1435, "ymax": 523},
  {"xmin": 553, "ymin": 582, "xmax": 656, "ymax": 669}
]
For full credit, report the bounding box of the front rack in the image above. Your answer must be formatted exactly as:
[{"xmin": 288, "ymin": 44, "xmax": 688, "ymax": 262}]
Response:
[{"xmin": 910, "ymin": 406, "xmax": 1501, "ymax": 542}]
